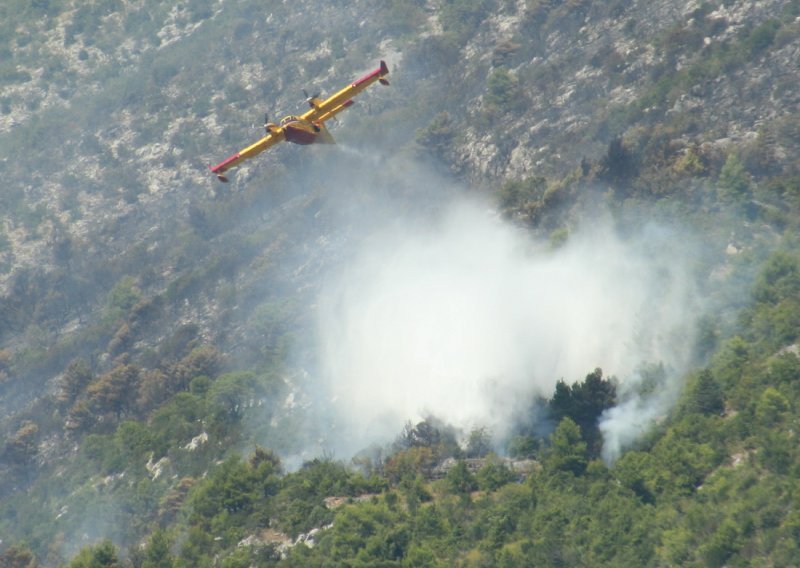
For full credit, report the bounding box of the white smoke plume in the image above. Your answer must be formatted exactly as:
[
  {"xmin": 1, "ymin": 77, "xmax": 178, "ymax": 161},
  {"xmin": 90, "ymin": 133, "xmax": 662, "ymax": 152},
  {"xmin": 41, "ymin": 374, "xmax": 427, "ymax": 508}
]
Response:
[
  {"xmin": 315, "ymin": 195, "xmax": 699, "ymax": 460},
  {"xmin": 599, "ymin": 386, "xmax": 674, "ymax": 464}
]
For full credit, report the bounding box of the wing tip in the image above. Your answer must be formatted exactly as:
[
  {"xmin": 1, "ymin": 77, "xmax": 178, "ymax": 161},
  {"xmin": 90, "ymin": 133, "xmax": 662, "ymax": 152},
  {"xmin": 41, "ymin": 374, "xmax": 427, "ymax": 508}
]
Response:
[{"xmin": 209, "ymin": 153, "xmax": 242, "ymax": 180}]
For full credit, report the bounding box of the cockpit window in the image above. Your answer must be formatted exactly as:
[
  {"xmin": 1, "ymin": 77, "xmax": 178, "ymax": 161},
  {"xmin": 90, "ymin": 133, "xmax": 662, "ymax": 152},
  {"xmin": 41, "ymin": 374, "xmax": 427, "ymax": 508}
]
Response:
[{"xmin": 280, "ymin": 116, "xmax": 298, "ymax": 126}]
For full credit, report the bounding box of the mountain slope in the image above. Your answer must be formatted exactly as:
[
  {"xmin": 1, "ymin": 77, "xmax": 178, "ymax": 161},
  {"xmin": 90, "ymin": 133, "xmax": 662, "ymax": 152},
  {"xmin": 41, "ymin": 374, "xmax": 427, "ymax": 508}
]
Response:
[{"xmin": 1, "ymin": 0, "xmax": 800, "ymax": 565}]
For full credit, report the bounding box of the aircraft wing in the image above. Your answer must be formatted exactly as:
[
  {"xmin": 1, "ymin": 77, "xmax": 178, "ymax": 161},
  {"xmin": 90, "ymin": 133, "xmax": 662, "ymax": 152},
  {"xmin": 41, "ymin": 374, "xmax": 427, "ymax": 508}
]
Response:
[
  {"xmin": 209, "ymin": 129, "xmax": 285, "ymax": 182},
  {"xmin": 301, "ymin": 60, "xmax": 389, "ymax": 124}
]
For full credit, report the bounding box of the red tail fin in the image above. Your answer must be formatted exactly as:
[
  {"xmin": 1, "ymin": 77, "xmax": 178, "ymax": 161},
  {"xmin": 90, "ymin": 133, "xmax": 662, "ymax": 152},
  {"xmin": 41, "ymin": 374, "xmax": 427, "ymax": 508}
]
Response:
[
  {"xmin": 379, "ymin": 60, "xmax": 390, "ymax": 85},
  {"xmin": 353, "ymin": 61, "xmax": 390, "ymax": 87}
]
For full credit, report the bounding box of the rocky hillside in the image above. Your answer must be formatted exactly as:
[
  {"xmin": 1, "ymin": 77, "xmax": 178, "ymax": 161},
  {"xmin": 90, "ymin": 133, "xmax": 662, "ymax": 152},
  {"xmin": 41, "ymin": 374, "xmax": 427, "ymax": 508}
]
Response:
[
  {"xmin": 445, "ymin": 0, "xmax": 800, "ymax": 182},
  {"xmin": 2, "ymin": 0, "xmax": 800, "ymax": 565}
]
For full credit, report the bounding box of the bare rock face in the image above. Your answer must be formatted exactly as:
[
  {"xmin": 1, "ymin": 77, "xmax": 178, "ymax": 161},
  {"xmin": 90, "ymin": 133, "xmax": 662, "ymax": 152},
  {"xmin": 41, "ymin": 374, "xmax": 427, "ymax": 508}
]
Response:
[{"xmin": 445, "ymin": 0, "xmax": 800, "ymax": 183}]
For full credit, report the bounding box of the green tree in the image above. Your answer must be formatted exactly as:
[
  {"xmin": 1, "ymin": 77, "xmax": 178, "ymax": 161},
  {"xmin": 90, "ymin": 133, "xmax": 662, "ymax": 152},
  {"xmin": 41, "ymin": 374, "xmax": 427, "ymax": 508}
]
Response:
[
  {"xmin": 325, "ymin": 501, "xmax": 407, "ymax": 562},
  {"xmin": 113, "ymin": 421, "xmax": 154, "ymax": 468},
  {"xmin": 104, "ymin": 275, "xmax": 141, "ymax": 319},
  {"xmin": 465, "ymin": 427, "xmax": 492, "ymax": 458},
  {"xmin": 191, "ymin": 456, "xmax": 260, "ymax": 520},
  {"xmin": 758, "ymin": 429, "xmax": 793, "ymax": 474},
  {"xmin": 484, "ymin": 68, "xmax": 524, "ymax": 113},
  {"xmin": 274, "ymin": 458, "xmax": 373, "ymax": 538},
  {"xmin": 752, "ymin": 250, "xmax": 800, "ymax": 305},
  {"xmin": 497, "ymin": 176, "xmax": 547, "ymax": 210},
  {"xmin": 614, "ymin": 451, "xmax": 657, "ymax": 503},
  {"xmin": 687, "ymin": 370, "xmax": 725, "ymax": 415},
  {"xmin": 549, "ymin": 368, "xmax": 616, "ymax": 455},
  {"xmin": 176, "ymin": 526, "xmax": 214, "ymax": 567},
  {"xmin": 710, "ymin": 336, "xmax": 750, "ymax": 391},
  {"xmin": 547, "ymin": 417, "xmax": 588, "ymax": 475},
  {"xmin": 755, "ymin": 386, "xmax": 790, "ymax": 427},
  {"xmin": 744, "ymin": 19, "xmax": 780, "ymax": 56},
  {"xmin": 445, "ymin": 460, "xmax": 478, "ymax": 496},
  {"xmin": 400, "ymin": 474, "xmax": 431, "ymax": 514},
  {"xmin": 700, "ymin": 519, "xmax": 740, "ymax": 568},
  {"xmin": 148, "ymin": 392, "xmax": 206, "ymax": 456},
  {"xmin": 142, "ymin": 529, "xmax": 174, "ymax": 568},
  {"xmin": 476, "ymin": 455, "xmax": 515, "ymax": 491},
  {"xmin": 207, "ymin": 371, "xmax": 258, "ymax": 424},
  {"xmin": 66, "ymin": 540, "xmax": 119, "ymax": 568},
  {"xmin": 652, "ymin": 434, "xmax": 717, "ymax": 495}
]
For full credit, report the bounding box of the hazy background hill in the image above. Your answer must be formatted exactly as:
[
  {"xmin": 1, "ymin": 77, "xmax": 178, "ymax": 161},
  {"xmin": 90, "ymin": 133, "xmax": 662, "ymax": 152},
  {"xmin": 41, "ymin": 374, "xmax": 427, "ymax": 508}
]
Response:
[{"xmin": 2, "ymin": 0, "xmax": 800, "ymax": 566}]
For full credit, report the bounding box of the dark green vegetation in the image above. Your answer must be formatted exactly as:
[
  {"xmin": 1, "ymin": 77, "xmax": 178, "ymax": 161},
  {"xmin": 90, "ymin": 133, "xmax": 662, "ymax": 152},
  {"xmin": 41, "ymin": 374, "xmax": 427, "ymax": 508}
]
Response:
[{"xmin": 2, "ymin": 0, "xmax": 800, "ymax": 566}]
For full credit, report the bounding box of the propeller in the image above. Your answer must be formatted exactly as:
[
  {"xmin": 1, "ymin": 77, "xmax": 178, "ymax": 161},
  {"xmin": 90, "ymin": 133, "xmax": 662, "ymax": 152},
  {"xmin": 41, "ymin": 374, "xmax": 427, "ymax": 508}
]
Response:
[
  {"xmin": 303, "ymin": 89, "xmax": 321, "ymax": 108},
  {"xmin": 263, "ymin": 112, "xmax": 275, "ymax": 134}
]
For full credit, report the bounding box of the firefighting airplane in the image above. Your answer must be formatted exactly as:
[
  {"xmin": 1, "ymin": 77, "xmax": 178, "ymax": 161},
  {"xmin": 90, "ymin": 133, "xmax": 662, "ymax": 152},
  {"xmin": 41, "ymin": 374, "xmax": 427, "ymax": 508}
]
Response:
[{"xmin": 209, "ymin": 61, "xmax": 390, "ymax": 182}]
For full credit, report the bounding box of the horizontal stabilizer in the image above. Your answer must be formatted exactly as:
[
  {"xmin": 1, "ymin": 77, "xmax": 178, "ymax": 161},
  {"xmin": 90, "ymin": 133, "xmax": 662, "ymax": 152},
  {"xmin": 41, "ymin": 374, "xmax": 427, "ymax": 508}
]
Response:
[{"xmin": 379, "ymin": 60, "xmax": 390, "ymax": 85}]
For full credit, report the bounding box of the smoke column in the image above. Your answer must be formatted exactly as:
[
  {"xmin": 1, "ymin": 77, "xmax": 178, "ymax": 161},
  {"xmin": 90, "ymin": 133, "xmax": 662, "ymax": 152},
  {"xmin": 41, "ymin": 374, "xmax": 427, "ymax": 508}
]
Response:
[{"xmin": 315, "ymin": 195, "xmax": 698, "ymax": 460}]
